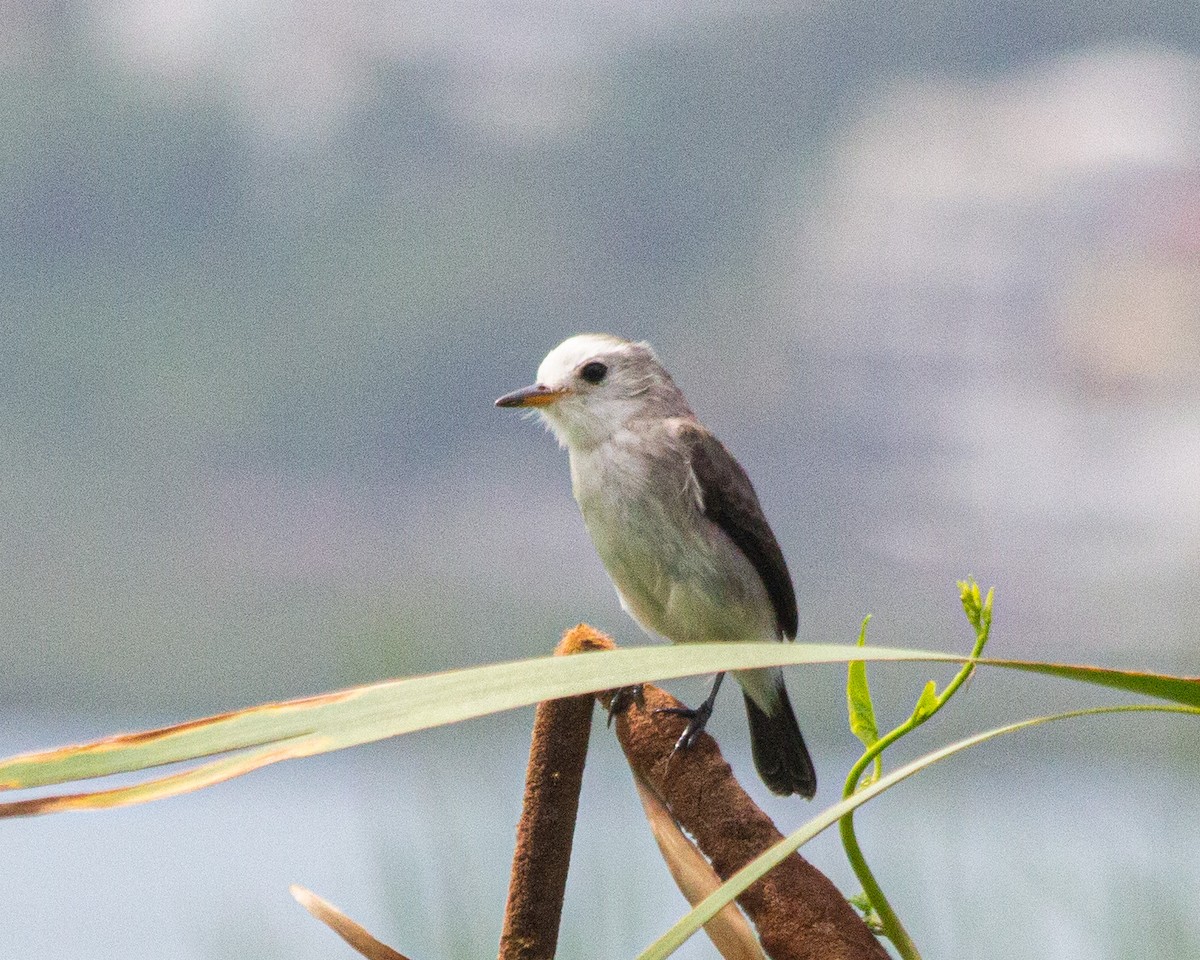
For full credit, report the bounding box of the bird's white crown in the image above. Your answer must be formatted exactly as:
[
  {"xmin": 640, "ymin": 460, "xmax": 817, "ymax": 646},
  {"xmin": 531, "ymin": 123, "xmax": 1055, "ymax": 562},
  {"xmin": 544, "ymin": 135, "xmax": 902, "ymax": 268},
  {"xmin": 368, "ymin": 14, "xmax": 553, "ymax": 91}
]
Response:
[{"xmin": 530, "ymin": 334, "xmax": 688, "ymax": 450}]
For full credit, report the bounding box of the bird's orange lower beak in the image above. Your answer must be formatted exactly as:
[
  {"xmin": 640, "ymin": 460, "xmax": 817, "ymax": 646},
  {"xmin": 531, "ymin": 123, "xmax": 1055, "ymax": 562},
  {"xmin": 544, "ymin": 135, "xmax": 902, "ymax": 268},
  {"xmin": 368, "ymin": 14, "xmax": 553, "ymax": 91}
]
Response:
[{"xmin": 495, "ymin": 384, "xmax": 566, "ymax": 408}]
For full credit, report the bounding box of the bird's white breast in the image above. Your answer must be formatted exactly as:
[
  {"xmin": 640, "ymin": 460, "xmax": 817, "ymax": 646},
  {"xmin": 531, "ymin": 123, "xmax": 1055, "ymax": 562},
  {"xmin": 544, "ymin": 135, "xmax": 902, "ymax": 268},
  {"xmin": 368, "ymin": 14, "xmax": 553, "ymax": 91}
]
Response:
[{"xmin": 568, "ymin": 425, "xmax": 776, "ymax": 645}]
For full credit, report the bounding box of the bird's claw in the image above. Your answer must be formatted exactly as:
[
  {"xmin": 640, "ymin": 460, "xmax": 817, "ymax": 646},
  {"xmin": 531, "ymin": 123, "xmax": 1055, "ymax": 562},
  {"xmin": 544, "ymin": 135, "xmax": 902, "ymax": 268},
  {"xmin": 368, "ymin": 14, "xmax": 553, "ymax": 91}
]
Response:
[
  {"xmin": 656, "ymin": 699, "xmax": 714, "ymax": 752},
  {"xmin": 607, "ymin": 684, "xmax": 645, "ymax": 727}
]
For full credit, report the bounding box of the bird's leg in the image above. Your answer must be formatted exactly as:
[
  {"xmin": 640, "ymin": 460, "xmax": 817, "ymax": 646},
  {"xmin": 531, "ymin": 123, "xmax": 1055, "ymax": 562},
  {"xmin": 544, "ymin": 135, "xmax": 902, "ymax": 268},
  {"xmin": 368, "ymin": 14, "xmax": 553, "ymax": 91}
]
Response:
[
  {"xmin": 656, "ymin": 672, "xmax": 725, "ymax": 751},
  {"xmin": 607, "ymin": 684, "xmax": 645, "ymax": 727}
]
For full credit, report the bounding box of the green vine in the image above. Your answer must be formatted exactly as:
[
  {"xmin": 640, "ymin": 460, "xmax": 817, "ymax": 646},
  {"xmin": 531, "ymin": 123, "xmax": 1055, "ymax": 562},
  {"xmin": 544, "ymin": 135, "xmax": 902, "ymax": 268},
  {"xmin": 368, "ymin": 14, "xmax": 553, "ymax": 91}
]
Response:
[{"xmin": 841, "ymin": 580, "xmax": 993, "ymax": 959}]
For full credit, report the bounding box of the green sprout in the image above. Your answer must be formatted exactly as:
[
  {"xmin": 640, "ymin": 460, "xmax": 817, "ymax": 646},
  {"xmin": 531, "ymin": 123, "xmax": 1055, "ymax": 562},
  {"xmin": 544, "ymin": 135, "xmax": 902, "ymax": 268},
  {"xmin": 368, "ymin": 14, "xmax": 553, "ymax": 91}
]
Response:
[{"xmin": 841, "ymin": 579, "xmax": 994, "ymax": 959}]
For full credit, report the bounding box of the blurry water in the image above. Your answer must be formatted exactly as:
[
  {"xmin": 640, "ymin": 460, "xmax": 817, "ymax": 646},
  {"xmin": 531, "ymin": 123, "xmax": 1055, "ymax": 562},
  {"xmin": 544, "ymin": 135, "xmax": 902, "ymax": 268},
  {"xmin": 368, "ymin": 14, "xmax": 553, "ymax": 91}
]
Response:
[{"xmin": 2, "ymin": 713, "xmax": 1197, "ymax": 960}]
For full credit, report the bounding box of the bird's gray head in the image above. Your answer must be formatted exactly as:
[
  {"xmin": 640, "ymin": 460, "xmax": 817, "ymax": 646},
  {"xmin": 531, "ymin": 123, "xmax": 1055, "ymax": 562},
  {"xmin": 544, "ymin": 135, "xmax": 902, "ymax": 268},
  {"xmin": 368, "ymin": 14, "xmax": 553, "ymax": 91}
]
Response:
[{"xmin": 495, "ymin": 334, "xmax": 692, "ymax": 449}]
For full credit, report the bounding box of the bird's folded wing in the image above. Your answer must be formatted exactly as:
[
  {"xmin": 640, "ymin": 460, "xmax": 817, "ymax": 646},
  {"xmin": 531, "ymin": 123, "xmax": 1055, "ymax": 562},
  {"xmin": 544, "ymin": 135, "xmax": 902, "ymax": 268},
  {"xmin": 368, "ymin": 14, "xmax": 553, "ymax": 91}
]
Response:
[{"xmin": 678, "ymin": 421, "xmax": 798, "ymax": 639}]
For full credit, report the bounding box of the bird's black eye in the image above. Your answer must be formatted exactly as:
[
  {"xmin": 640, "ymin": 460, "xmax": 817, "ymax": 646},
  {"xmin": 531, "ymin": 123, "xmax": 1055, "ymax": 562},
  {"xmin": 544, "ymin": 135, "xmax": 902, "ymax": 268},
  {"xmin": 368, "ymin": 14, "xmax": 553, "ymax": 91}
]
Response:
[{"xmin": 579, "ymin": 361, "xmax": 608, "ymax": 384}]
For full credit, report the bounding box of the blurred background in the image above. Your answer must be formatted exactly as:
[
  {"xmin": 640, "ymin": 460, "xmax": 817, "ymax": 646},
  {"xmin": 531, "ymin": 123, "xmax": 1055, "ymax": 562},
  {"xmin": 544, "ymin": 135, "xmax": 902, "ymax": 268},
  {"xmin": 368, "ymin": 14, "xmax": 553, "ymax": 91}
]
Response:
[{"xmin": 2, "ymin": 1, "xmax": 1199, "ymax": 957}]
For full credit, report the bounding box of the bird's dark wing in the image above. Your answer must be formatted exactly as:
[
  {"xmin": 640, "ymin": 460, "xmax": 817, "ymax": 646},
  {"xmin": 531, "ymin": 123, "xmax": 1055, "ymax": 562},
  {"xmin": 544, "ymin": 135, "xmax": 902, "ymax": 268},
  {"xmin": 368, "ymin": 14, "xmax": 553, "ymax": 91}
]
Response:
[{"xmin": 680, "ymin": 422, "xmax": 798, "ymax": 639}]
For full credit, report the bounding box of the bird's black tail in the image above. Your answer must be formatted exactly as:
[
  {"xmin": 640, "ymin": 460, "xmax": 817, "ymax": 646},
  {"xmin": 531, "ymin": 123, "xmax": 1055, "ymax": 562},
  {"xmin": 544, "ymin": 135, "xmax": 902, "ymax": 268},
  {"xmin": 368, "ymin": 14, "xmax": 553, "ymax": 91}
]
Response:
[{"xmin": 743, "ymin": 683, "xmax": 817, "ymax": 799}]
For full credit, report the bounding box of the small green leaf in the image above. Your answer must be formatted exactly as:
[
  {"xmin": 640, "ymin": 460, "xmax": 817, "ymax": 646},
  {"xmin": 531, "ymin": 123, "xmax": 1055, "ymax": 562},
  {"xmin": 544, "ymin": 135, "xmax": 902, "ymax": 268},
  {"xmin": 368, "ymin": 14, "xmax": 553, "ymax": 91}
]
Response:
[
  {"xmin": 847, "ymin": 617, "xmax": 879, "ymax": 749},
  {"xmin": 912, "ymin": 680, "xmax": 938, "ymax": 721},
  {"xmin": 847, "ymin": 893, "xmax": 884, "ymax": 935}
]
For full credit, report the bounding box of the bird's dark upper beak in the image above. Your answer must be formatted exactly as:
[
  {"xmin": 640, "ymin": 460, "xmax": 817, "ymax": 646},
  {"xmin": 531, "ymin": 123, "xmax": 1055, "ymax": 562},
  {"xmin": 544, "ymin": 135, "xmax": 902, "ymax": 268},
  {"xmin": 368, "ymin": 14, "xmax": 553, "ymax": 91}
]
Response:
[{"xmin": 494, "ymin": 383, "xmax": 566, "ymax": 408}]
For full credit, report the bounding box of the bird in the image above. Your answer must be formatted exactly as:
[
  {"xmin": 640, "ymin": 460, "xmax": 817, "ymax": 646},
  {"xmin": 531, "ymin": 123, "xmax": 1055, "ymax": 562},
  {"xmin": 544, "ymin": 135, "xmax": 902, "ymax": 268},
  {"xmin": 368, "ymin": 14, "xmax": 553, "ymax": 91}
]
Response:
[{"xmin": 495, "ymin": 333, "xmax": 816, "ymax": 798}]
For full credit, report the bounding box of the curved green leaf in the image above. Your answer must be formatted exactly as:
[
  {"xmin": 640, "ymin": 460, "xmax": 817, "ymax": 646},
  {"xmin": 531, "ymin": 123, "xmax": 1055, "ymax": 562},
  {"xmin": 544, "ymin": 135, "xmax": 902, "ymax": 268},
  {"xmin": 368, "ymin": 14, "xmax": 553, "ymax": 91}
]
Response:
[{"xmin": 637, "ymin": 703, "xmax": 1200, "ymax": 960}]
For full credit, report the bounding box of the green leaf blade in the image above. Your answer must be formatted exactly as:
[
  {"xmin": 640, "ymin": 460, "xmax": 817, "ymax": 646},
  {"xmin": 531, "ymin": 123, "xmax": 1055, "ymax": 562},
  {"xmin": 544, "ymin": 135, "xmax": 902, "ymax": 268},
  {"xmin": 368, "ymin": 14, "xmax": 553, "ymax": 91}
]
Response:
[
  {"xmin": 637, "ymin": 703, "xmax": 1200, "ymax": 960},
  {"xmin": 1, "ymin": 640, "xmax": 1197, "ymax": 814}
]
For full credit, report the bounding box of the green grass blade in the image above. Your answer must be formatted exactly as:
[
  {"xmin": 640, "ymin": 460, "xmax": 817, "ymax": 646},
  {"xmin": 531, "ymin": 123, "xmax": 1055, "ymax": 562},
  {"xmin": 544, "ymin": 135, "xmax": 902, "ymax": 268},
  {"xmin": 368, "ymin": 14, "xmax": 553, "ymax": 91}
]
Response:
[
  {"xmin": 637, "ymin": 703, "xmax": 1200, "ymax": 960},
  {"xmin": 983, "ymin": 658, "xmax": 1200, "ymax": 705},
  {"xmin": 1, "ymin": 640, "xmax": 1196, "ymax": 813},
  {"xmin": 0, "ymin": 643, "xmax": 953, "ymax": 793}
]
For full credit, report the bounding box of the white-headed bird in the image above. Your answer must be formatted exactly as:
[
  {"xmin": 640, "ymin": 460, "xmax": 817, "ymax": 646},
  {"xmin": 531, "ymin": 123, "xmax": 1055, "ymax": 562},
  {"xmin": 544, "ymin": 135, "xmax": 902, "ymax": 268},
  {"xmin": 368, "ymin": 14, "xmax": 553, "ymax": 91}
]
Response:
[{"xmin": 497, "ymin": 333, "xmax": 816, "ymax": 798}]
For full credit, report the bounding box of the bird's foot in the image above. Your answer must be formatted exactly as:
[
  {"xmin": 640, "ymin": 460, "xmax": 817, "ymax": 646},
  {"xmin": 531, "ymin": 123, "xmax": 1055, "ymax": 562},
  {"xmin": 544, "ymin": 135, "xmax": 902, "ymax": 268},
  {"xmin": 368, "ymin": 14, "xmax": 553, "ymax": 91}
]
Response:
[
  {"xmin": 656, "ymin": 698, "xmax": 714, "ymax": 752},
  {"xmin": 607, "ymin": 684, "xmax": 645, "ymax": 727},
  {"xmin": 655, "ymin": 671, "xmax": 725, "ymax": 752}
]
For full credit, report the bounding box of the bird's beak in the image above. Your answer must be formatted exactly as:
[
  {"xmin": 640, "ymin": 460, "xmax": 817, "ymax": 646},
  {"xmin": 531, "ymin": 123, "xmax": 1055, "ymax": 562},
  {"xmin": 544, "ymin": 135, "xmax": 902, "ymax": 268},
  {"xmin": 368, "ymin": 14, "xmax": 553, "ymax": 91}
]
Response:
[{"xmin": 495, "ymin": 383, "xmax": 566, "ymax": 408}]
